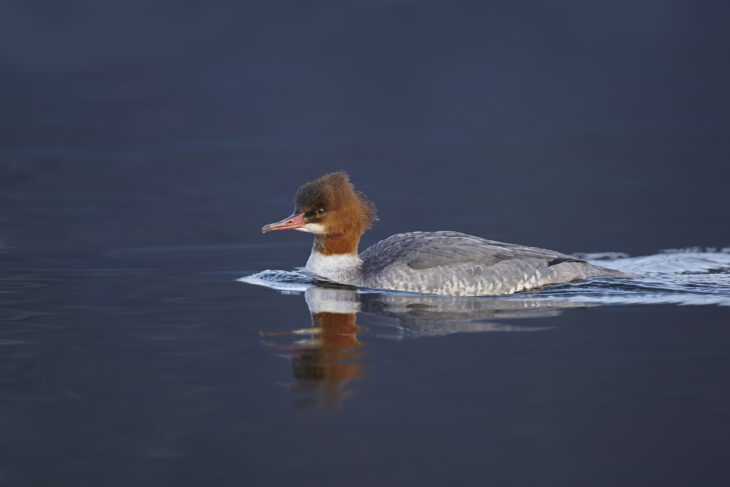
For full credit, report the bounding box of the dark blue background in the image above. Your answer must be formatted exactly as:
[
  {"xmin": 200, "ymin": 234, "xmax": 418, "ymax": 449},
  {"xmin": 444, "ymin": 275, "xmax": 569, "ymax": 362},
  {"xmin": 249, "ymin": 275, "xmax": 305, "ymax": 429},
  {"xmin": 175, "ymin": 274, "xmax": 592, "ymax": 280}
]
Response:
[{"xmin": 2, "ymin": 1, "xmax": 729, "ymax": 259}]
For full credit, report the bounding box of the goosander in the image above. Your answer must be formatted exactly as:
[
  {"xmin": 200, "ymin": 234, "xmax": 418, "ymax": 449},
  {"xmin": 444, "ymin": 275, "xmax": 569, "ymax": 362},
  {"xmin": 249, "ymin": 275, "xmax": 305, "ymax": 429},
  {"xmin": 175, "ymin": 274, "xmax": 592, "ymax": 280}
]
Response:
[{"xmin": 261, "ymin": 172, "xmax": 630, "ymax": 296}]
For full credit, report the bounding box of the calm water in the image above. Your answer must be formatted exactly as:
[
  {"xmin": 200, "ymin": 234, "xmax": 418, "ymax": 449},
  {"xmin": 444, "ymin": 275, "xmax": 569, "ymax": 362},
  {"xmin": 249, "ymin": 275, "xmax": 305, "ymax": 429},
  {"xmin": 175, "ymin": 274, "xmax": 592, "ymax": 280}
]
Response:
[
  {"xmin": 2, "ymin": 241, "xmax": 730, "ymax": 485},
  {"xmin": 2, "ymin": 2, "xmax": 730, "ymax": 486}
]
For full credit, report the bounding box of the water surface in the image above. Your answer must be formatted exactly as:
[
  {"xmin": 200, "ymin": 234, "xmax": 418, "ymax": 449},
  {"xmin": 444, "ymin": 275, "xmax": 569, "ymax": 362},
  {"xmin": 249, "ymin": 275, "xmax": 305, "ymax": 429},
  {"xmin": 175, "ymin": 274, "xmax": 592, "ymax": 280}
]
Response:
[{"xmin": 2, "ymin": 243, "xmax": 730, "ymax": 485}]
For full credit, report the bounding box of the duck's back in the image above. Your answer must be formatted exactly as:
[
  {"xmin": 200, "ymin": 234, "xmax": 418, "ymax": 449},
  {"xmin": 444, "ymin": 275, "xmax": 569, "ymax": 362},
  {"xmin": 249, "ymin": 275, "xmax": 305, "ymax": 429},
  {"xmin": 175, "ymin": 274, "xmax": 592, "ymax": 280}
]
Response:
[{"xmin": 358, "ymin": 231, "xmax": 627, "ymax": 296}]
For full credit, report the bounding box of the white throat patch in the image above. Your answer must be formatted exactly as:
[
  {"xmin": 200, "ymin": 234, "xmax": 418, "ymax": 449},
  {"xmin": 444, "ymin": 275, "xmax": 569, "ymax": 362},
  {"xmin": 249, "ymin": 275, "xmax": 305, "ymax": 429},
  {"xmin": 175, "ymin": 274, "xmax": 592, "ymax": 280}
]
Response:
[
  {"xmin": 304, "ymin": 251, "xmax": 362, "ymax": 284},
  {"xmin": 295, "ymin": 223, "xmax": 326, "ymax": 235}
]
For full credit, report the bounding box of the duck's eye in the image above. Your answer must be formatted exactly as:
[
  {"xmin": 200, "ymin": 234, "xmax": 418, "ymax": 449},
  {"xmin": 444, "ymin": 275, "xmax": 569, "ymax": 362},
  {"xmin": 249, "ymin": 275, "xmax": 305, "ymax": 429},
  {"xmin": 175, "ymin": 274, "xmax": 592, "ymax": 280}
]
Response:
[{"xmin": 317, "ymin": 207, "xmax": 326, "ymax": 214}]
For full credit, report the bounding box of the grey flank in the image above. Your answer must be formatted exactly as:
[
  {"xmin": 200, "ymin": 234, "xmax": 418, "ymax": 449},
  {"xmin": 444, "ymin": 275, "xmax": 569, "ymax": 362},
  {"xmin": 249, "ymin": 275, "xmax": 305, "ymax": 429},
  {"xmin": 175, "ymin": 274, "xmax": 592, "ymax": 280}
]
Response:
[{"xmin": 354, "ymin": 231, "xmax": 631, "ymax": 296}]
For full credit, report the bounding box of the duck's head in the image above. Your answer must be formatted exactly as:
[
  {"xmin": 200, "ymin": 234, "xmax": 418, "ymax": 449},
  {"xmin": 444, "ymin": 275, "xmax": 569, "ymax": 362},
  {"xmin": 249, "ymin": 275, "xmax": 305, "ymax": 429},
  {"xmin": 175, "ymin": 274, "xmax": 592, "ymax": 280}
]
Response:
[{"xmin": 262, "ymin": 172, "xmax": 377, "ymax": 254}]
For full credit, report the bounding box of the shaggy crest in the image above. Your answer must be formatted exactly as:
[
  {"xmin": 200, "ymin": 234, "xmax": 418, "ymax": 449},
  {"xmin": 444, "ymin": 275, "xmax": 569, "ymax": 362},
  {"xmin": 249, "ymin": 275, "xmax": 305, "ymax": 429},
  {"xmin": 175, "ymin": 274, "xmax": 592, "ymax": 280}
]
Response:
[{"xmin": 294, "ymin": 171, "xmax": 377, "ymax": 235}]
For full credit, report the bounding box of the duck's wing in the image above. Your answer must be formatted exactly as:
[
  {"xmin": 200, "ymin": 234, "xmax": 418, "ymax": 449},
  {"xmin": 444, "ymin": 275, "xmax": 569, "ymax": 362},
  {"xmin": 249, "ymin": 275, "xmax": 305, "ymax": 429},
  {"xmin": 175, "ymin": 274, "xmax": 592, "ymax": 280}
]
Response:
[
  {"xmin": 361, "ymin": 231, "xmax": 578, "ymax": 273},
  {"xmin": 359, "ymin": 231, "xmax": 622, "ymax": 296}
]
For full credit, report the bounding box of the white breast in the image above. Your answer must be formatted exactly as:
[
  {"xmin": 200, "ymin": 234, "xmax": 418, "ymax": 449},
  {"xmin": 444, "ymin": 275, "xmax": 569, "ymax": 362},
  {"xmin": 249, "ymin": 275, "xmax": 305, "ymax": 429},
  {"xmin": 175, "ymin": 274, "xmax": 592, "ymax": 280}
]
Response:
[{"xmin": 304, "ymin": 251, "xmax": 362, "ymax": 284}]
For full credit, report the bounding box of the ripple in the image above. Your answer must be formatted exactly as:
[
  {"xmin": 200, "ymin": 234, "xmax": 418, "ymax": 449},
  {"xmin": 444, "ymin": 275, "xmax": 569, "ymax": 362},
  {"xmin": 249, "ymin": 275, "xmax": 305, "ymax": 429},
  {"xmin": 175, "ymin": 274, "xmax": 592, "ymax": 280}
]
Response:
[{"xmin": 240, "ymin": 270, "xmax": 317, "ymax": 293}]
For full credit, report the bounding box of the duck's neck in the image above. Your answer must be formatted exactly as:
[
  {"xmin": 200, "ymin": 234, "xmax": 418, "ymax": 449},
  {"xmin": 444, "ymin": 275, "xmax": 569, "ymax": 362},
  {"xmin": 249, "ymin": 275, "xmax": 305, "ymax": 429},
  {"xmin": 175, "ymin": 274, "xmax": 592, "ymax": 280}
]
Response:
[
  {"xmin": 304, "ymin": 234, "xmax": 362, "ymax": 283},
  {"xmin": 312, "ymin": 232, "xmax": 361, "ymax": 255}
]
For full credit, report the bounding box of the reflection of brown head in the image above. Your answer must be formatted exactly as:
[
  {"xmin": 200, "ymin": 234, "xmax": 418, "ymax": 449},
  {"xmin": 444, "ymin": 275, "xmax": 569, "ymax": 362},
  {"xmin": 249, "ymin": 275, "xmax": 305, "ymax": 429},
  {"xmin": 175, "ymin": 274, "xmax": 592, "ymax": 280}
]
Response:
[
  {"xmin": 262, "ymin": 306, "xmax": 366, "ymax": 409},
  {"xmin": 291, "ymin": 311, "xmax": 365, "ymax": 406},
  {"xmin": 311, "ymin": 312, "xmax": 362, "ymax": 350}
]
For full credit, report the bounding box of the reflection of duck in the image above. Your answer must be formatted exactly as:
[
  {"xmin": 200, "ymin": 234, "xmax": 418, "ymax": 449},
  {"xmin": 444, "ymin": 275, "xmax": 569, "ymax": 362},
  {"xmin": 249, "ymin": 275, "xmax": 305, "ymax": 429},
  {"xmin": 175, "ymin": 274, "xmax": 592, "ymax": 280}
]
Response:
[
  {"xmin": 261, "ymin": 172, "xmax": 631, "ymax": 296},
  {"xmin": 305, "ymin": 286, "xmax": 575, "ymax": 339},
  {"xmin": 262, "ymin": 288, "xmax": 365, "ymax": 409},
  {"xmin": 258, "ymin": 284, "xmax": 583, "ymax": 408}
]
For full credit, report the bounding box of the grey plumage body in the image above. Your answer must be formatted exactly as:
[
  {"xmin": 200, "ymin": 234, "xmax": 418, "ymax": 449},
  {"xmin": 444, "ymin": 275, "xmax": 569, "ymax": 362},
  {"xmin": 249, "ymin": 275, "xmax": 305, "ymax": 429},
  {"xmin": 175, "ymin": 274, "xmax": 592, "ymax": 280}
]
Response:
[{"xmin": 352, "ymin": 231, "xmax": 629, "ymax": 296}]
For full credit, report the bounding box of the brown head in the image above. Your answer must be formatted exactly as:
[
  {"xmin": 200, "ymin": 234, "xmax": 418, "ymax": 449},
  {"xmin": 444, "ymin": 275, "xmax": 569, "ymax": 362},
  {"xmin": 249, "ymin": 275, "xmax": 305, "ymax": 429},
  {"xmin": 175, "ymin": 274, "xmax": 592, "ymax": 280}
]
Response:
[{"xmin": 261, "ymin": 172, "xmax": 378, "ymax": 255}]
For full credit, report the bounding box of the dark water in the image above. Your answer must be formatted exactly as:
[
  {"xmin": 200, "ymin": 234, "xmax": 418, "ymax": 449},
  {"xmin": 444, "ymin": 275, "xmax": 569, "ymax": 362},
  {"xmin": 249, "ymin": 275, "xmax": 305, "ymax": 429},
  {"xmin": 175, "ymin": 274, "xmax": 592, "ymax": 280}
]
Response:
[{"xmin": 2, "ymin": 2, "xmax": 730, "ymax": 486}]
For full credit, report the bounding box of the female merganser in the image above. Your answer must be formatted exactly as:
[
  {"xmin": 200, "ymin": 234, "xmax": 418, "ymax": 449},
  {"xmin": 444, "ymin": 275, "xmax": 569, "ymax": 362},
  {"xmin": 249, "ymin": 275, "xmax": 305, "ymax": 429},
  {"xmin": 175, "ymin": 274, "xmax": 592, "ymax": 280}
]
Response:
[{"xmin": 261, "ymin": 172, "xmax": 630, "ymax": 296}]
